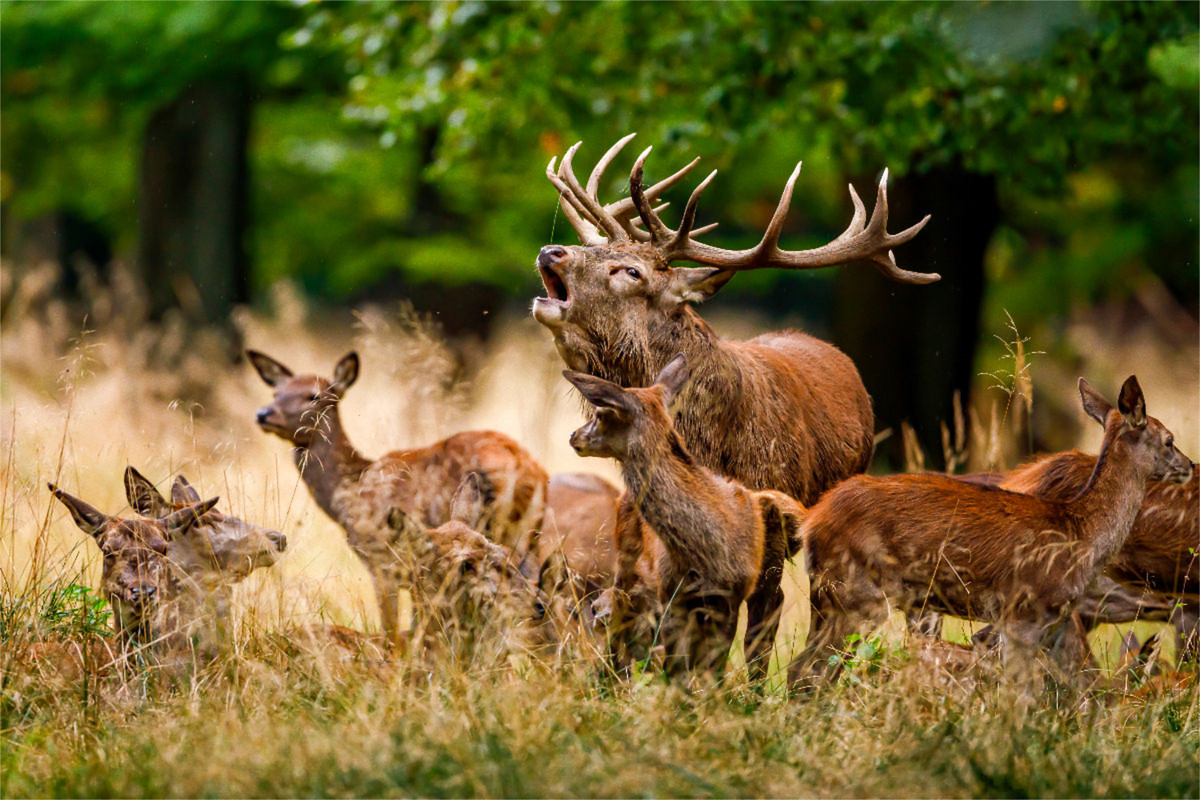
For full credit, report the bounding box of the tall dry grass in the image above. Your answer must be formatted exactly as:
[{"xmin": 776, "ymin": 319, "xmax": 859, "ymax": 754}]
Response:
[{"xmin": 1, "ymin": 263, "xmax": 1197, "ymax": 798}]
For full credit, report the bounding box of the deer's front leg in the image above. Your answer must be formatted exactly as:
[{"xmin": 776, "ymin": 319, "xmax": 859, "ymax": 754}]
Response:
[{"xmin": 603, "ymin": 491, "xmax": 648, "ymax": 667}]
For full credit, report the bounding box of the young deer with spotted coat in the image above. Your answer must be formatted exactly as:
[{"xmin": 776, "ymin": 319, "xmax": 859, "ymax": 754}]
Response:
[
  {"xmin": 792, "ymin": 376, "xmax": 1194, "ymax": 689},
  {"xmin": 248, "ymin": 349, "xmax": 548, "ymax": 645},
  {"xmin": 566, "ymin": 354, "xmax": 804, "ymax": 677}
]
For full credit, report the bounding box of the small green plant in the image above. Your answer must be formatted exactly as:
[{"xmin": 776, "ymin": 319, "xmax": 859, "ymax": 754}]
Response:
[{"xmin": 1, "ymin": 583, "xmax": 113, "ymax": 642}]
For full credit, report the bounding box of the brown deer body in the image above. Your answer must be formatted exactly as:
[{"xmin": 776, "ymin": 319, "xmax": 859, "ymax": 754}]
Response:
[
  {"xmin": 534, "ymin": 136, "xmax": 933, "ymax": 635},
  {"xmin": 792, "ymin": 377, "xmax": 1193, "ymax": 688},
  {"xmin": 994, "ymin": 452, "xmax": 1198, "ymax": 657},
  {"xmin": 248, "ymin": 349, "xmax": 548, "ymax": 644},
  {"xmin": 540, "ymin": 472, "xmax": 619, "ymax": 585},
  {"xmin": 566, "ymin": 355, "xmax": 804, "ymax": 676}
]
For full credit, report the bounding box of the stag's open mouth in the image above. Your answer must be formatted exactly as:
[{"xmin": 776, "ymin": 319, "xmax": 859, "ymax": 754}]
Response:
[{"xmin": 538, "ymin": 264, "xmax": 570, "ymax": 304}]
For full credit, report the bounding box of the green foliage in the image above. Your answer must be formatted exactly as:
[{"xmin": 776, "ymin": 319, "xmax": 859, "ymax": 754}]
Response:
[
  {"xmin": 1, "ymin": 582, "xmax": 111, "ymax": 641},
  {"xmin": 2, "ymin": 1, "xmax": 1196, "ymax": 316}
]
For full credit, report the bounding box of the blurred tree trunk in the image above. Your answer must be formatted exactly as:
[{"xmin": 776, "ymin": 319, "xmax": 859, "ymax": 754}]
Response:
[
  {"xmin": 833, "ymin": 167, "xmax": 998, "ymax": 471},
  {"xmin": 138, "ymin": 81, "xmax": 250, "ymax": 324}
]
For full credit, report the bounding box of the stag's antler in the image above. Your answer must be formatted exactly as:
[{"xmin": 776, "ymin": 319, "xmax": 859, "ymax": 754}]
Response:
[{"xmin": 546, "ymin": 134, "xmax": 937, "ymax": 284}]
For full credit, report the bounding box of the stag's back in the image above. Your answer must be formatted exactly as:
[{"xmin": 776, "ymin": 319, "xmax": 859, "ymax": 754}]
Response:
[{"xmin": 679, "ymin": 327, "xmax": 874, "ymax": 506}]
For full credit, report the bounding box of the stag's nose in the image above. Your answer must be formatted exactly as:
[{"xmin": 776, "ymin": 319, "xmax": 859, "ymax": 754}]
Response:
[
  {"xmin": 538, "ymin": 245, "xmax": 569, "ymax": 268},
  {"xmin": 256, "ymin": 407, "xmax": 271, "ymax": 426},
  {"xmin": 268, "ymin": 530, "xmax": 288, "ymax": 552}
]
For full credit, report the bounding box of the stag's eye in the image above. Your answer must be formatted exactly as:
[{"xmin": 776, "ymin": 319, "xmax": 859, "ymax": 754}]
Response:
[
  {"xmin": 308, "ymin": 394, "xmax": 321, "ymax": 403},
  {"xmin": 625, "ymin": 267, "xmax": 642, "ymax": 280},
  {"xmin": 1166, "ymin": 436, "xmax": 1174, "ymax": 448}
]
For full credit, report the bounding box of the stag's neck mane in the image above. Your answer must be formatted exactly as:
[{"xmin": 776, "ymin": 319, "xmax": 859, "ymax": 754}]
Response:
[
  {"xmin": 1066, "ymin": 416, "xmax": 1153, "ymax": 571},
  {"xmin": 292, "ymin": 406, "xmax": 371, "ymax": 519}
]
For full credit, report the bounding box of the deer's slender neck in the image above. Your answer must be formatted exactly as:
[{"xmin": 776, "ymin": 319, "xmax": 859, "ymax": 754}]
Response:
[
  {"xmin": 1068, "ymin": 420, "xmax": 1151, "ymax": 571},
  {"xmin": 620, "ymin": 424, "xmax": 742, "ymax": 586},
  {"xmin": 293, "ymin": 407, "xmax": 370, "ymax": 519}
]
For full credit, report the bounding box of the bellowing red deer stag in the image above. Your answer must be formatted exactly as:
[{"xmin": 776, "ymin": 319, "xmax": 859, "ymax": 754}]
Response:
[
  {"xmin": 247, "ymin": 349, "xmax": 548, "ymax": 645},
  {"xmin": 534, "ymin": 135, "xmax": 933, "ymax": 634},
  {"xmin": 565, "ymin": 355, "xmax": 805, "ymax": 677},
  {"xmin": 792, "ymin": 376, "xmax": 1194, "ymax": 689}
]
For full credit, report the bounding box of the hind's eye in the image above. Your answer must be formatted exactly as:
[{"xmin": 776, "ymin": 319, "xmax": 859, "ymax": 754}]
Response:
[
  {"xmin": 309, "ymin": 394, "xmax": 320, "ymax": 402},
  {"xmin": 1166, "ymin": 436, "xmax": 1174, "ymax": 448}
]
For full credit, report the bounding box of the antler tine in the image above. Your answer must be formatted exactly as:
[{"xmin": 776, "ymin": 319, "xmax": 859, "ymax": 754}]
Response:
[
  {"xmin": 671, "ymin": 169, "xmax": 719, "ymax": 246},
  {"xmin": 760, "ymin": 162, "xmax": 802, "ymax": 255},
  {"xmin": 561, "ymin": 142, "xmax": 627, "ymax": 241},
  {"xmin": 607, "ymin": 157, "xmax": 702, "ymax": 223},
  {"xmin": 546, "ymin": 156, "xmax": 606, "ymax": 246},
  {"xmin": 662, "ymin": 161, "xmax": 938, "ymax": 284},
  {"xmin": 586, "ymin": 132, "xmax": 637, "ymax": 202},
  {"xmin": 629, "ymin": 147, "xmax": 671, "ymax": 243}
]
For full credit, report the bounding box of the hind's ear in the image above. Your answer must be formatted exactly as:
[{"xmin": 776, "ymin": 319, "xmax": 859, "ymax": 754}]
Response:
[
  {"xmin": 1117, "ymin": 375, "xmax": 1146, "ymax": 428},
  {"xmin": 170, "ymin": 475, "xmax": 202, "ymax": 505},
  {"xmin": 246, "ymin": 350, "xmax": 293, "ymax": 388},
  {"xmin": 331, "ymin": 352, "xmax": 359, "ymax": 395},
  {"xmin": 449, "ymin": 472, "xmax": 488, "ymax": 529},
  {"xmin": 124, "ymin": 466, "xmax": 171, "ymax": 517},
  {"xmin": 48, "ymin": 483, "xmax": 110, "ymax": 537},
  {"xmin": 162, "ymin": 497, "xmax": 219, "ymax": 539},
  {"xmin": 1077, "ymin": 378, "xmax": 1113, "ymax": 426},
  {"xmin": 562, "ymin": 370, "xmax": 637, "ymax": 415},
  {"xmin": 653, "ymin": 354, "xmax": 690, "ymax": 406}
]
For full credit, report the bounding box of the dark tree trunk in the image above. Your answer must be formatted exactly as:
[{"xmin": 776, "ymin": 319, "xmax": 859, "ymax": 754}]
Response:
[
  {"xmin": 138, "ymin": 81, "xmax": 250, "ymax": 324},
  {"xmin": 833, "ymin": 167, "xmax": 999, "ymax": 471}
]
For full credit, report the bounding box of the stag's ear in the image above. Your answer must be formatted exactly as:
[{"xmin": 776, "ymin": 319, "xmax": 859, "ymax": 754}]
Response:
[
  {"xmin": 1117, "ymin": 375, "xmax": 1146, "ymax": 428},
  {"xmin": 331, "ymin": 352, "xmax": 360, "ymax": 396},
  {"xmin": 124, "ymin": 466, "xmax": 171, "ymax": 517},
  {"xmin": 246, "ymin": 350, "xmax": 293, "ymax": 388},
  {"xmin": 170, "ymin": 475, "xmax": 202, "ymax": 505},
  {"xmin": 653, "ymin": 354, "xmax": 690, "ymax": 406},
  {"xmin": 1078, "ymin": 378, "xmax": 1113, "ymax": 426},
  {"xmin": 562, "ymin": 370, "xmax": 637, "ymax": 415},
  {"xmin": 48, "ymin": 483, "xmax": 109, "ymax": 537},
  {"xmin": 662, "ymin": 267, "xmax": 736, "ymax": 309},
  {"xmin": 450, "ymin": 472, "xmax": 488, "ymax": 529},
  {"xmin": 162, "ymin": 497, "xmax": 219, "ymax": 539}
]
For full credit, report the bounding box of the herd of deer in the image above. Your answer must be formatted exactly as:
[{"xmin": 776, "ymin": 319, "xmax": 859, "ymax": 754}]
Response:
[{"xmin": 45, "ymin": 135, "xmax": 1198, "ymax": 693}]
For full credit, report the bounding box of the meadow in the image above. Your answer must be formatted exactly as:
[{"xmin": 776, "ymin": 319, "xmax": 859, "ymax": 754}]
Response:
[{"xmin": 1, "ymin": 267, "xmax": 1197, "ymax": 798}]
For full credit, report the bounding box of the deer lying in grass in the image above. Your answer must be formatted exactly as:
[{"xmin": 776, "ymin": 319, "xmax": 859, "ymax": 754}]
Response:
[
  {"xmin": 534, "ymin": 135, "xmax": 932, "ymax": 651},
  {"xmin": 384, "ymin": 473, "xmax": 563, "ymax": 657},
  {"xmin": 565, "ymin": 354, "xmax": 804, "ymax": 676},
  {"xmin": 47, "ymin": 481, "xmax": 218, "ymax": 651},
  {"xmin": 123, "ymin": 467, "xmax": 286, "ymax": 625},
  {"xmin": 247, "ymin": 349, "xmax": 548, "ymax": 645},
  {"xmin": 27, "ymin": 473, "xmax": 284, "ymax": 683},
  {"xmin": 792, "ymin": 376, "xmax": 1194, "ymax": 689}
]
